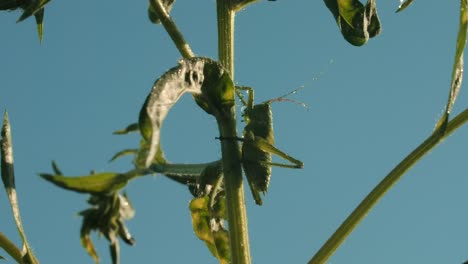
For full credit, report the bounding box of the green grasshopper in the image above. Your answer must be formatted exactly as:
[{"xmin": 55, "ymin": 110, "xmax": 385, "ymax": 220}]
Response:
[{"xmin": 223, "ymin": 86, "xmax": 304, "ymax": 205}]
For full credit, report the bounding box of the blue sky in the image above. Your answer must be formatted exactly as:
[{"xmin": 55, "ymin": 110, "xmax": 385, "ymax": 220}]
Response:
[{"xmin": 1, "ymin": 0, "xmax": 468, "ymax": 263}]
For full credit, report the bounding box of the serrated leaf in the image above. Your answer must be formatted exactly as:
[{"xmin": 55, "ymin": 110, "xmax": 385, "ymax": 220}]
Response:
[
  {"xmin": 40, "ymin": 172, "xmax": 134, "ymax": 194},
  {"xmin": 148, "ymin": 0, "xmax": 175, "ymax": 24},
  {"xmin": 396, "ymin": 0, "xmax": 414, "ymax": 13},
  {"xmin": 113, "ymin": 123, "xmax": 139, "ymax": 135},
  {"xmin": 435, "ymin": 0, "xmax": 467, "ymax": 131}
]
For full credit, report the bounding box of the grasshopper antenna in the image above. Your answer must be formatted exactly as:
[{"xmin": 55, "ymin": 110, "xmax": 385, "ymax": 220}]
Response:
[
  {"xmin": 267, "ymin": 86, "xmax": 309, "ymax": 110},
  {"xmin": 268, "ymin": 59, "xmax": 334, "ymax": 110}
]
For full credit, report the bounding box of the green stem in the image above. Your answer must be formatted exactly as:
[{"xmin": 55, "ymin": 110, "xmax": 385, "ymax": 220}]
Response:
[
  {"xmin": 309, "ymin": 108, "xmax": 468, "ymax": 264},
  {"xmin": 0, "ymin": 232, "xmax": 23, "ymax": 264},
  {"xmin": 231, "ymin": 0, "xmax": 261, "ymax": 12},
  {"xmin": 149, "ymin": 0, "xmax": 194, "ymax": 58},
  {"xmin": 216, "ymin": 1, "xmax": 251, "ymax": 264},
  {"xmin": 217, "ymin": 1, "xmax": 234, "ymax": 73}
]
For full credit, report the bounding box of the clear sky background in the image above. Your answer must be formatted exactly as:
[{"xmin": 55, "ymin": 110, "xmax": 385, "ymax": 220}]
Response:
[{"xmin": 1, "ymin": 1, "xmax": 468, "ymax": 263}]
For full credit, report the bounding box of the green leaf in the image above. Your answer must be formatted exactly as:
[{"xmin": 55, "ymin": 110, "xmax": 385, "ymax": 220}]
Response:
[
  {"xmin": 40, "ymin": 172, "xmax": 136, "ymax": 194},
  {"xmin": 0, "ymin": 0, "xmax": 25, "ymax": 10},
  {"xmin": 113, "ymin": 123, "xmax": 139, "ymax": 135},
  {"xmin": 189, "ymin": 197, "xmax": 230, "ymax": 264},
  {"xmin": 34, "ymin": 8, "xmax": 44, "ymax": 42},
  {"xmin": 434, "ymin": 0, "xmax": 467, "ymax": 131},
  {"xmin": 134, "ymin": 138, "xmax": 167, "ymax": 168},
  {"xmin": 324, "ymin": 0, "xmax": 381, "ymax": 46},
  {"xmin": 395, "ymin": 0, "xmax": 414, "ymax": 13},
  {"xmin": 148, "ymin": 0, "xmax": 175, "ymax": 24},
  {"xmin": 193, "ymin": 59, "xmax": 235, "ymax": 116},
  {"xmin": 17, "ymin": 0, "xmax": 50, "ymax": 22},
  {"xmin": 1, "ymin": 0, "xmax": 48, "ymax": 42},
  {"xmin": 197, "ymin": 160, "xmax": 224, "ymax": 197}
]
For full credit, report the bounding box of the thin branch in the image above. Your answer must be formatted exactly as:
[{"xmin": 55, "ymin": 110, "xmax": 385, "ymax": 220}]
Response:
[
  {"xmin": 149, "ymin": 0, "xmax": 194, "ymax": 58},
  {"xmin": 309, "ymin": 108, "xmax": 468, "ymax": 264}
]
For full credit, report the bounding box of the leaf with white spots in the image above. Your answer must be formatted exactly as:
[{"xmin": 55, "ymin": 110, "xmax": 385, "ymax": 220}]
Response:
[{"xmin": 139, "ymin": 57, "xmax": 234, "ymax": 168}]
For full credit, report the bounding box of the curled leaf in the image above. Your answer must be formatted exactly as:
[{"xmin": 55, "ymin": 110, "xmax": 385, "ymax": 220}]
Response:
[
  {"xmin": 139, "ymin": 58, "xmax": 205, "ymax": 167},
  {"xmin": 187, "ymin": 160, "xmax": 227, "ymax": 263},
  {"xmin": 193, "ymin": 59, "xmax": 235, "ymax": 116},
  {"xmin": 189, "ymin": 196, "xmax": 230, "ymax": 264},
  {"xmin": 1, "ymin": 112, "xmax": 15, "ymax": 190},
  {"xmin": 139, "ymin": 57, "xmax": 234, "ymax": 168},
  {"xmin": 324, "ymin": 0, "xmax": 381, "ymax": 46},
  {"xmin": 134, "ymin": 138, "xmax": 167, "ymax": 168},
  {"xmin": 1, "ymin": 112, "xmax": 39, "ymax": 264},
  {"xmin": 434, "ymin": 0, "xmax": 467, "ymax": 132}
]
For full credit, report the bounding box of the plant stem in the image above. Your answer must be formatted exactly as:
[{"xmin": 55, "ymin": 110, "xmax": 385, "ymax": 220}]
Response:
[
  {"xmin": 309, "ymin": 108, "xmax": 468, "ymax": 264},
  {"xmin": 217, "ymin": 1, "xmax": 234, "ymax": 72},
  {"xmin": 0, "ymin": 232, "xmax": 23, "ymax": 264},
  {"xmin": 231, "ymin": 0, "xmax": 261, "ymax": 12},
  {"xmin": 216, "ymin": 1, "xmax": 252, "ymax": 264},
  {"xmin": 149, "ymin": 0, "xmax": 194, "ymax": 59}
]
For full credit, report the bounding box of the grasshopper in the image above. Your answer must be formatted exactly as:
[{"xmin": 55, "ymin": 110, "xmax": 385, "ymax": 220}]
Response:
[{"xmin": 223, "ymin": 86, "xmax": 304, "ymax": 205}]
